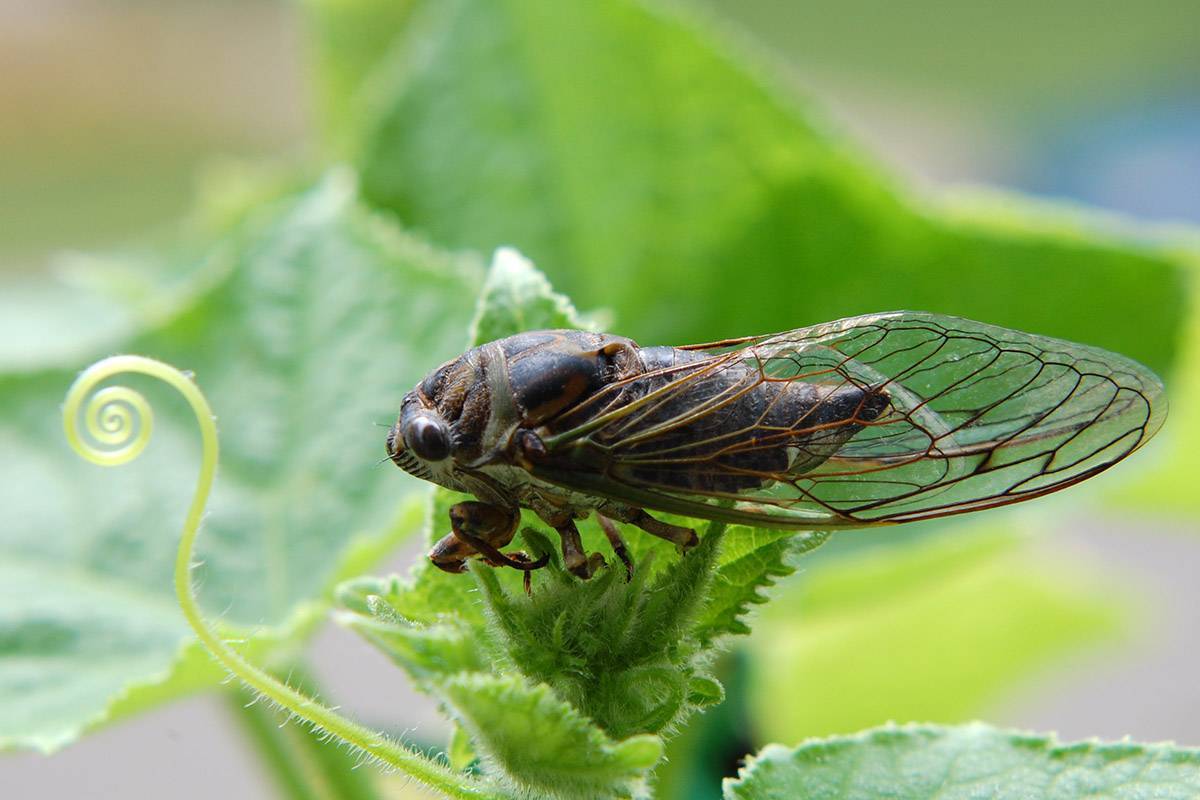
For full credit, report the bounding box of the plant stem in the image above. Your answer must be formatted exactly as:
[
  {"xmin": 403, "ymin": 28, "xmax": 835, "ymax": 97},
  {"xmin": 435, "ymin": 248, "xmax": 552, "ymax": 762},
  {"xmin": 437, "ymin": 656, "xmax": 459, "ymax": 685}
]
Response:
[
  {"xmin": 226, "ymin": 684, "xmax": 326, "ymax": 800},
  {"xmin": 227, "ymin": 666, "xmax": 392, "ymax": 800}
]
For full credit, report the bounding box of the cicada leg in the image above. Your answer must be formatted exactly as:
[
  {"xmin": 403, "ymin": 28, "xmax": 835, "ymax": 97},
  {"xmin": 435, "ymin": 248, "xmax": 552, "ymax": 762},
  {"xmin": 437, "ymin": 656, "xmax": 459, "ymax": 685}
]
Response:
[
  {"xmin": 555, "ymin": 518, "xmax": 607, "ymax": 580},
  {"xmin": 603, "ymin": 505, "xmax": 698, "ymax": 554},
  {"xmin": 428, "ymin": 532, "xmax": 472, "ymax": 573},
  {"xmin": 595, "ymin": 513, "xmax": 633, "ymax": 581},
  {"xmin": 430, "ymin": 502, "xmax": 549, "ymax": 588}
]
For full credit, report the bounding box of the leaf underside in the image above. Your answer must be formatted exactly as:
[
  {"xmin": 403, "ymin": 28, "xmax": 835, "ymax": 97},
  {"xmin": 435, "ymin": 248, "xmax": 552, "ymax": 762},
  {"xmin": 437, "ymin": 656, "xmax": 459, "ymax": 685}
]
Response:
[{"xmin": 0, "ymin": 177, "xmax": 478, "ymax": 751}]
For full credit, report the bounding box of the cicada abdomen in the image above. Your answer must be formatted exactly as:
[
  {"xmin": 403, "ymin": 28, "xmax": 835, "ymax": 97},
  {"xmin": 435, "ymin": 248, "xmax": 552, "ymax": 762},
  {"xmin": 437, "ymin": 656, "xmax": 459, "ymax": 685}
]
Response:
[{"xmin": 541, "ymin": 344, "xmax": 892, "ymax": 494}]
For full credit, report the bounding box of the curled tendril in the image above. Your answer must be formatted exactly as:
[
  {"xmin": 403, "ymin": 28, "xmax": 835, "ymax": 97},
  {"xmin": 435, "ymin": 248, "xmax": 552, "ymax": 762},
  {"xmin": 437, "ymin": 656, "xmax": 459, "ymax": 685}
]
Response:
[
  {"xmin": 62, "ymin": 356, "xmax": 489, "ymax": 800},
  {"xmin": 66, "ymin": 381, "xmax": 154, "ymax": 466},
  {"xmin": 64, "ymin": 356, "xmax": 216, "ymax": 520}
]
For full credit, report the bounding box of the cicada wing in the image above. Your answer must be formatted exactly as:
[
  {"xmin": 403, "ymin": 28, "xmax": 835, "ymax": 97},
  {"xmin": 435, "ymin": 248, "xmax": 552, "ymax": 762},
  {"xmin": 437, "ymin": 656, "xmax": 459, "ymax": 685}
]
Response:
[{"xmin": 535, "ymin": 312, "xmax": 1166, "ymax": 528}]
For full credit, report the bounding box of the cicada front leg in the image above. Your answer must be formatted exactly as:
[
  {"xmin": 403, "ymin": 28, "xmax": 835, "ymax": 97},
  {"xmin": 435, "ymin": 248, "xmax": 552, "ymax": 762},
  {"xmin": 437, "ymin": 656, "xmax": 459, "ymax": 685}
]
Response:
[{"xmin": 430, "ymin": 502, "xmax": 549, "ymax": 592}]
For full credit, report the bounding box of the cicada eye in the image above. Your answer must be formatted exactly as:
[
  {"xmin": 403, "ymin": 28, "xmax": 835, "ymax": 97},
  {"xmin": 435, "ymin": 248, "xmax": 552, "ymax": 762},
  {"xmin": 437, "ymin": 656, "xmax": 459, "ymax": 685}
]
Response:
[{"xmin": 404, "ymin": 415, "xmax": 451, "ymax": 462}]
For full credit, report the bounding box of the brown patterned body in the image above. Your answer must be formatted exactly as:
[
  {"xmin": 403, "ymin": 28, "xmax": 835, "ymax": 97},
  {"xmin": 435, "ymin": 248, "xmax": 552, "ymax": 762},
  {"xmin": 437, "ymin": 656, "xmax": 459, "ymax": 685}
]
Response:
[{"xmin": 386, "ymin": 314, "xmax": 1164, "ymax": 583}]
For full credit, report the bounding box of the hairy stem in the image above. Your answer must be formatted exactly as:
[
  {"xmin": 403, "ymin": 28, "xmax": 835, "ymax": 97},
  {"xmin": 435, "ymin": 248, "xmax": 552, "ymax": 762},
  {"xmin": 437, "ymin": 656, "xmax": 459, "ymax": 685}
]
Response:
[
  {"xmin": 227, "ymin": 686, "xmax": 328, "ymax": 800},
  {"xmin": 63, "ymin": 355, "xmax": 495, "ymax": 800},
  {"xmin": 227, "ymin": 671, "xmax": 384, "ymax": 800}
]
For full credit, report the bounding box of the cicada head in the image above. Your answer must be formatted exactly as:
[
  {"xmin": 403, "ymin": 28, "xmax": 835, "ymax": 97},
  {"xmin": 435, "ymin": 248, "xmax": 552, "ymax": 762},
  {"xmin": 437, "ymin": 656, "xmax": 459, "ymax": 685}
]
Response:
[
  {"xmin": 387, "ymin": 391, "xmax": 455, "ymax": 483},
  {"xmin": 386, "ymin": 346, "xmax": 510, "ymax": 493}
]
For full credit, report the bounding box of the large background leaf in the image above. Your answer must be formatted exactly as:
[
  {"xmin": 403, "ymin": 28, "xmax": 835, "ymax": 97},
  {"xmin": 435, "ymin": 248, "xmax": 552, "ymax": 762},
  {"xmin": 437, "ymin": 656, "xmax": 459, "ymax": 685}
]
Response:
[
  {"xmin": 336, "ymin": 0, "xmax": 1188, "ymax": 375},
  {"xmin": 0, "ymin": 175, "xmax": 479, "ymax": 751}
]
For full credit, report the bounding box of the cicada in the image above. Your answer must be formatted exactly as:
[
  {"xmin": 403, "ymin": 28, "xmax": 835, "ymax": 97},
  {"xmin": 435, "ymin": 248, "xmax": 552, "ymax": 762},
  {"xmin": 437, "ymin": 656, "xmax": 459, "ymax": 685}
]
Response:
[{"xmin": 385, "ymin": 312, "xmax": 1166, "ymax": 583}]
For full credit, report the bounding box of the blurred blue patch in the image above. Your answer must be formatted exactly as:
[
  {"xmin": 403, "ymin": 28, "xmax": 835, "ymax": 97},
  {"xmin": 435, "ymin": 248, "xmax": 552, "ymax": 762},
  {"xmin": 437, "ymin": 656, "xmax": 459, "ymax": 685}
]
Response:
[{"xmin": 1023, "ymin": 93, "xmax": 1200, "ymax": 223}]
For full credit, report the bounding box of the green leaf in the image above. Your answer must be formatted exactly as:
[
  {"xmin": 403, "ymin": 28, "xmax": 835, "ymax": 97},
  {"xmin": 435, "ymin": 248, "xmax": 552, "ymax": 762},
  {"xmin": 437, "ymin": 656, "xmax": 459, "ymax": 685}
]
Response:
[
  {"xmin": 0, "ymin": 277, "xmax": 136, "ymax": 372},
  {"xmin": 724, "ymin": 722, "xmax": 1200, "ymax": 800},
  {"xmin": 471, "ymin": 521, "xmax": 725, "ymax": 740},
  {"xmin": 1108, "ymin": 268, "xmax": 1200, "ymax": 518},
  {"xmin": 301, "ymin": 0, "xmax": 420, "ymax": 151},
  {"xmin": 447, "ymin": 723, "xmax": 478, "ymax": 772},
  {"xmin": 340, "ymin": 0, "xmax": 1188, "ymax": 375},
  {"xmin": 438, "ymin": 672, "xmax": 663, "ymax": 798},
  {"xmin": 468, "ymin": 247, "xmax": 593, "ymax": 345},
  {"xmin": 746, "ymin": 526, "xmax": 1124, "ymax": 742},
  {"xmin": 340, "ymin": 610, "xmax": 487, "ymax": 678},
  {"xmin": 694, "ymin": 528, "xmax": 829, "ymax": 645},
  {"xmin": 0, "ymin": 174, "xmax": 480, "ymax": 751},
  {"xmin": 686, "ymin": 675, "xmax": 725, "ymax": 708}
]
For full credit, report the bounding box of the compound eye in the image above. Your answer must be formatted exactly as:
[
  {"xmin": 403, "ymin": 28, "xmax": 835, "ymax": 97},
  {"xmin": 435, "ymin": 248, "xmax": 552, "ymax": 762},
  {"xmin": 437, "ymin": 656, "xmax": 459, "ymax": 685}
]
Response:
[{"xmin": 404, "ymin": 415, "xmax": 451, "ymax": 462}]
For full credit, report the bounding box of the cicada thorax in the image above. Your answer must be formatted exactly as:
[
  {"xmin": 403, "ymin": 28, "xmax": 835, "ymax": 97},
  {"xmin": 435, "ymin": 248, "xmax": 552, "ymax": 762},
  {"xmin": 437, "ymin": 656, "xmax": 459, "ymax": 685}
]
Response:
[
  {"xmin": 495, "ymin": 331, "xmax": 640, "ymax": 427},
  {"xmin": 394, "ymin": 331, "xmax": 640, "ymax": 491},
  {"xmin": 542, "ymin": 345, "xmax": 891, "ymax": 494}
]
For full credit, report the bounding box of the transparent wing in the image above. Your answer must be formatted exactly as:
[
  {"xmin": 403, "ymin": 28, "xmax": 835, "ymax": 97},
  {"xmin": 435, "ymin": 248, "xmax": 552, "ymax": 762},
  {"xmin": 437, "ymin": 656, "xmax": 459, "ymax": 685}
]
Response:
[{"xmin": 531, "ymin": 311, "xmax": 1166, "ymax": 528}]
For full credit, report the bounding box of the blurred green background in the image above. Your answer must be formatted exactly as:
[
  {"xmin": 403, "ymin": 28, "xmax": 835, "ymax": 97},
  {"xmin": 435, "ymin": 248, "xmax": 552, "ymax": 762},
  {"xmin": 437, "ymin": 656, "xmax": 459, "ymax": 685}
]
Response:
[{"xmin": 2, "ymin": 0, "xmax": 1198, "ymax": 798}]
